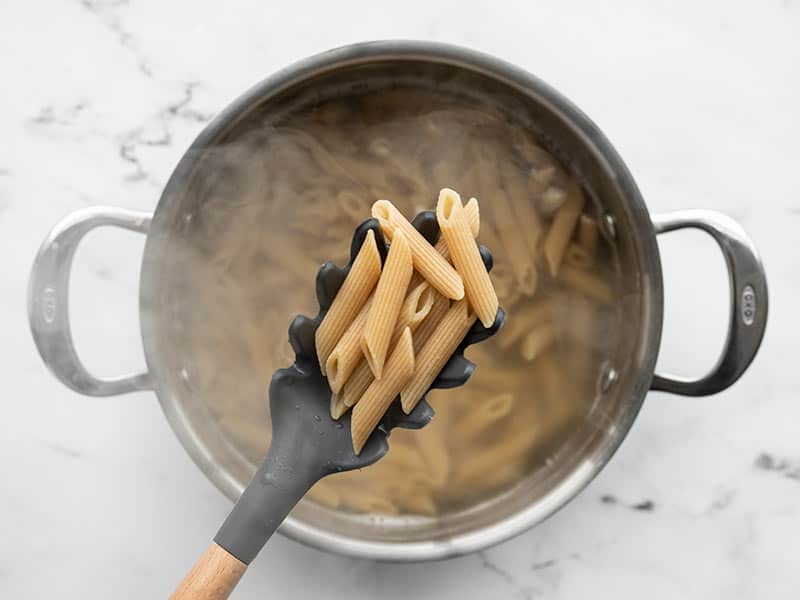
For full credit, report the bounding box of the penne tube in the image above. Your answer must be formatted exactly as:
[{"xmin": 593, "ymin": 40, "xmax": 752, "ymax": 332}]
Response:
[
  {"xmin": 577, "ymin": 214, "xmax": 599, "ymax": 260},
  {"xmin": 452, "ymin": 392, "xmax": 515, "ymax": 441},
  {"xmin": 537, "ymin": 185, "xmax": 567, "ymax": 218},
  {"xmin": 559, "ymin": 264, "xmax": 614, "ymax": 304},
  {"xmin": 330, "ymin": 391, "xmax": 348, "ymax": 420},
  {"xmin": 361, "ymin": 229, "xmax": 413, "ymax": 378},
  {"xmin": 391, "ymin": 487, "xmax": 437, "ymax": 516},
  {"xmin": 436, "ymin": 189, "xmax": 498, "ymax": 327},
  {"xmin": 351, "ymin": 328, "xmax": 415, "ymax": 454},
  {"xmin": 498, "ymin": 299, "xmax": 555, "ymax": 350},
  {"xmin": 338, "ymin": 488, "xmax": 400, "ymax": 515},
  {"xmin": 339, "ymin": 283, "xmax": 433, "ymax": 407},
  {"xmin": 477, "ymin": 154, "xmax": 538, "ymax": 296},
  {"xmin": 325, "ymin": 295, "xmax": 373, "ymax": 394},
  {"xmin": 336, "ymin": 190, "xmax": 366, "ymax": 222},
  {"xmin": 433, "ymin": 196, "xmax": 480, "ymax": 261},
  {"xmin": 414, "ymin": 429, "xmax": 450, "ymax": 487},
  {"xmin": 401, "ymin": 299, "xmax": 477, "ymax": 414},
  {"xmin": 564, "ymin": 242, "xmax": 593, "ymax": 270},
  {"xmin": 520, "ymin": 323, "xmax": 557, "ymax": 361},
  {"xmin": 500, "ymin": 160, "xmax": 544, "ymax": 261},
  {"xmin": 412, "ymin": 293, "xmax": 450, "ymax": 353},
  {"xmin": 372, "ymin": 200, "xmax": 464, "ymax": 300},
  {"xmin": 316, "ymin": 230, "xmax": 382, "ymax": 374},
  {"xmin": 341, "ymin": 361, "xmax": 373, "ymax": 408},
  {"xmin": 451, "ymin": 426, "xmax": 535, "ymax": 488},
  {"xmin": 542, "ymin": 181, "xmax": 586, "ymax": 276}
]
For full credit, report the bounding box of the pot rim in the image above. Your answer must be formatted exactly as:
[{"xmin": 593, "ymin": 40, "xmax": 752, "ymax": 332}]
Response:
[{"xmin": 141, "ymin": 39, "xmax": 663, "ymax": 561}]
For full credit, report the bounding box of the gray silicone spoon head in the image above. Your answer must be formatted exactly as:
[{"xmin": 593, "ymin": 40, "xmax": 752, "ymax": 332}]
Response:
[{"xmin": 214, "ymin": 213, "xmax": 505, "ymax": 564}]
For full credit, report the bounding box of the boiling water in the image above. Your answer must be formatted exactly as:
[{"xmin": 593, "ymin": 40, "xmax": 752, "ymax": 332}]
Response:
[{"xmin": 174, "ymin": 81, "xmax": 621, "ymax": 517}]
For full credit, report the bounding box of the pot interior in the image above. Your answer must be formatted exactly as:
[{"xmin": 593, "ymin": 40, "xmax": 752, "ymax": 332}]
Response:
[{"xmin": 143, "ymin": 50, "xmax": 657, "ymax": 554}]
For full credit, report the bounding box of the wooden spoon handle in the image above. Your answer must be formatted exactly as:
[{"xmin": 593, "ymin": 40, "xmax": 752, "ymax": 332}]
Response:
[{"xmin": 170, "ymin": 543, "xmax": 247, "ymax": 600}]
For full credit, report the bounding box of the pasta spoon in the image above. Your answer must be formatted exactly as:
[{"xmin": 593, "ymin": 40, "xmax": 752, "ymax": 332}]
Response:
[{"xmin": 171, "ymin": 215, "xmax": 504, "ymax": 599}]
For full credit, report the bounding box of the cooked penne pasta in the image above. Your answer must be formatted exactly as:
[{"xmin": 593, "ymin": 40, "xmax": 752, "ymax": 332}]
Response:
[
  {"xmin": 325, "ymin": 295, "xmax": 373, "ymax": 394},
  {"xmin": 372, "ymin": 200, "xmax": 464, "ymax": 300},
  {"xmin": 401, "ymin": 299, "xmax": 477, "ymax": 414},
  {"xmin": 315, "ymin": 230, "xmax": 382, "ymax": 374},
  {"xmin": 537, "ymin": 185, "xmax": 567, "ymax": 218},
  {"xmin": 451, "ymin": 425, "xmax": 536, "ymax": 488},
  {"xmin": 577, "ymin": 214, "xmax": 599, "ymax": 259},
  {"xmin": 330, "ymin": 391, "xmax": 348, "ymax": 420},
  {"xmin": 414, "ymin": 429, "xmax": 450, "ymax": 487},
  {"xmin": 436, "ymin": 189, "xmax": 498, "ymax": 327},
  {"xmin": 520, "ymin": 323, "xmax": 557, "ymax": 361},
  {"xmin": 487, "ymin": 183, "xmax": 538, "ymax": 296},
  {"xmin": 559, "ymin": 264, "xmax": 614, "ymax": 304},
  {"xmin": 542, "ymin": 181, "xmax": 586, "ymax": 276},
  {"xmin": 361, "ymin": 230, "xmax": 413, "ymax": 378},
  {"xmin": 338, "ymin": 488, "xmax": 399, "ymax": 515},
  {"xmin": 434, "ymin": 195, "xmax": 480, "ymax": 261},
  {"xmin": 498, "ymin": 299, "xmax": 555, "ymax": 350},
  {"xmin": 341, "ymin": 360, "xmax": 373, "ymax": 408},
  {"xmin": 564, "ymin": 242, "xmax": 592, "ymax": 270},
  {"xmin": 391, "ymin": 486, "xmax": 437, "ymax": 516},
  {"xmin": 412, "ymin": 293, "xmax": 450, "ymax": 353},
  {"xmin": 453, "ymin": 392, "xmax": 515, "ymax": 441},
  {"xmin": 339, "ymin": 283, "xmax": 433, "ymax": 408},
  {"xmin": 351, "ymin": 328, "xmax": 415, "ymax": 454},
  {"xmin": 336, "ymin": 190, "xmax": 366, "ymax": 222},
  {"xmin": 501, "ymin": 160, "xmax": 544, "ymax": 260}
]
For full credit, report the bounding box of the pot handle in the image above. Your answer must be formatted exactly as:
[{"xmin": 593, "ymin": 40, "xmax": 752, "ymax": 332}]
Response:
[
  {"xmin": 650, "ymin": 209, "xmax": 768, "ymax": 396},
  {"xmin": 28, "ymin": 207, "xmax": 153, "ymax": 396}
]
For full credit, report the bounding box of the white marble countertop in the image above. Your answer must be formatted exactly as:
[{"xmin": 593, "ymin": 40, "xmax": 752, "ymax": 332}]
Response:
[{"xmin": 2, "ymin": 1, "xmax": 799, "ymax": 598}]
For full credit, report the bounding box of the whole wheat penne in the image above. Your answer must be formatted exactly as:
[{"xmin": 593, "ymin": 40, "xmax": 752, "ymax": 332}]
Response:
[
  {"xmin": 315, "ymin": 230, "xmax": 382, "ymax": 374},
  {"xmin": 351, "ymin": 328, "xmax": 415, "ymax": 454},
  {"xmin": 389, "ymin": 485, "xmax": 437, "ymax": 516},
  {"xmin": 520, "ymin": 323, "xmax": 557, "ymax": 361},
  {"xmin": 401, "ymin": 299, "xmax": 477, "ymax": 414},
  {"xmin": 451, "ymin": 426, "xmax": 535, "ymax": 488},
  {"xmin": 339, "ymin": 283, "xmax": 433, "ymax": 407},
  {"xmin": 501, "ymin": 160, "xmax": 544, "ymax": 260},
  {"xmin": 564, "ymin": 242, "xmax": 592, "ymax": 270},
  {"xmin": 577, "ymin": 214, "xmax": 599, "ymax": 259},
  {"xmin": 380, "ymin": 438, "xmax": 426, "ymax": 471},
  {"xmin": 559, "ymin": 263, "xmax": 614, "ymax": 304},
  {"xmin": 453, "ymin": 392, "xmax": 515, "ymax": 441},
  {"xmin": 372, "ymin": 200, "xmax": 464, "ymax": 300},
  {"xmin": 498, "ymin": 299, "xmax": 555, "ymax": 350},
  {"xmin": 361, "ymin": 230, "xmax": 413, "ymax": 378},
  {"xmin": 325, "ymin": 295, "xmax": 373, "ymax": 394},
  {"xmin": 330, "ymin": 391, "xmax": 348, "ymax": 420},
  {"xmin": 433, "ymin": 196, "xmax": 481, "ymax": 258},
  {"xmin": 486, "ymin": 189, "xmax": 537, "ymax": 296},
  {"xmin": 338, "ymin": 488, "xmax": 399, "ymax": 515},
  {"xmin": 436, "ymin": 189, "xmax": 498, "ymax": 327},
  {"xmin": 543, "ymin": 181, "xmax": 585, "ymax": 276},
  {"xmin": 341, "ymin": 360, "xmax": 373, "ymax": 408},
  {"xmin": 414, "ymin": 429, "xmax": 450, "ymax": 487},
  {"xmin": 412, "ymin": 293, "xmax": 450, "ymax": 353}
]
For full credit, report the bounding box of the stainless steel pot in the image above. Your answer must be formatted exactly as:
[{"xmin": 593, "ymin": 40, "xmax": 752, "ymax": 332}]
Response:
[{"xmin": 28, "ymin": 41, "xmax": 768, "ymax": 561}]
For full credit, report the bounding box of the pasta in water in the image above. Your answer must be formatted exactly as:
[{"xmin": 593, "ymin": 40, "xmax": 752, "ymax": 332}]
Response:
[{"xmin": 176, "ymin": 85, "xmax": 620, "ymax": 517}]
